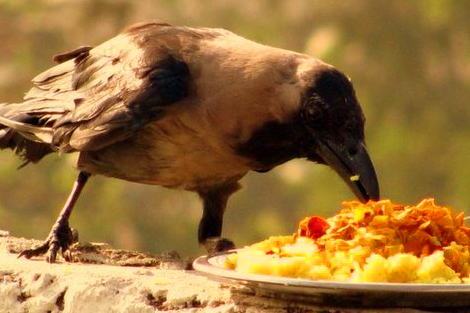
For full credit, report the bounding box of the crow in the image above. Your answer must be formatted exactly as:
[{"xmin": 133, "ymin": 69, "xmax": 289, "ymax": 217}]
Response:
[{"xmin": 0, "ymin": 21, "xmax": 379, "ymax": 263}]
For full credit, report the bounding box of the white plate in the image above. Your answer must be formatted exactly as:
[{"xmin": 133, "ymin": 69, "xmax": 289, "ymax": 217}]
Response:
[{"xmin": 193, "ymin": 251, "xmax": 470, "ymax": 308}]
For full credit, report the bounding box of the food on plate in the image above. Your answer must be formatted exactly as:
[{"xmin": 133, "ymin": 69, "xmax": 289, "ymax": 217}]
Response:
[{"xmin": 225, "ymin": 199, "xmax": 470, "ymax": 283}]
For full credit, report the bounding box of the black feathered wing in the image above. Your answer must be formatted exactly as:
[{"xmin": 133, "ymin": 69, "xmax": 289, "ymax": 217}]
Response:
[{"xmin": 0, "ymin": 22, "xmax": 190, "ymax": 163}]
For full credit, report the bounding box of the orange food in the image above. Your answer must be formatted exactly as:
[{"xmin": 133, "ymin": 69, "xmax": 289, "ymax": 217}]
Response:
[
  {"xmin": 227, "ymin": 198, "xmax": 470, "ymax": 282},
  {"xmin": 297, "ymin": 199, "xmax": 470, "ymax": 276}
]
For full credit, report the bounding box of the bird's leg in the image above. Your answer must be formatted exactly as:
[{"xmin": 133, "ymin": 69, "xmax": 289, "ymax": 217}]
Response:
[
  {"xmin": 18, "ymin": 171, "xmax": 91, "ymax": 263},
  {"xmin": 197, "ymin": 182, "xmax": 240, "ymax": 254}
]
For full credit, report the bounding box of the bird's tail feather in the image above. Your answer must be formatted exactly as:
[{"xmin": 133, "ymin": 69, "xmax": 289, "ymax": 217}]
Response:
[{"xmin": 0, "ymin": 102, "xmax": 55, "ymax": 165}]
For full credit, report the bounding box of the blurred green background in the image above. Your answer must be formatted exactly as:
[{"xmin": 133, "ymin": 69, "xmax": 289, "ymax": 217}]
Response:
[{"xmin": 0, "ymin": 0, "xmax": 469, "ymax": 256}]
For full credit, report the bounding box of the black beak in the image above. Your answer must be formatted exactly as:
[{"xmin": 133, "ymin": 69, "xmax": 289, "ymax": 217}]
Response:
[{"xmin": 316, "ymin": 141, "xmax": 380, "ymax": 202}]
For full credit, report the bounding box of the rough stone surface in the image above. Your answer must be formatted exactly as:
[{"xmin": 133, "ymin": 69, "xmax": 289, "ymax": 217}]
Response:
[{"xmin": 0, "ymin": 232, "xmax": 465, "ymax": 313}]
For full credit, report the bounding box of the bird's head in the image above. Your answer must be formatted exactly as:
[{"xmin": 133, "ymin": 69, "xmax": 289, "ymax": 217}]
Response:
[
  {"xmin": 297, "ymin": 66, "xmax": 380, "ymax": 202},
  {"xmin": 237, "ymin": 62, "xmax": 379, "ymax": 202}
]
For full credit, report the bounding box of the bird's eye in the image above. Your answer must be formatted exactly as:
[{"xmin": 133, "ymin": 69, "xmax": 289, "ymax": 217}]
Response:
[
  {"xmin": 306, "ymin": 106, "xmax": 322, "ymax": 122},
  {"xmin": 304, "ymin": 93, "xmax": 327, "ymax": 122},
  {"xmin": 307, "ymin": 106, "xmax": 316, "ymax": 116},
  {"xmin": 348, "ymin": 146, "xmax": 358, "ymax": 157}
]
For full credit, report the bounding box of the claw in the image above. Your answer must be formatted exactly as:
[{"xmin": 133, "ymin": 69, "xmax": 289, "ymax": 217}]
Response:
[
  {"xmin": 18, "ymin": 223, "xmax": 77, "ymax": 263},
  {"xmin": 18, "ymin": 241, "xmax": 50, "ymax": 259},
  {"xmin": 46, "ymin": 240, "xmax": 60, "ymax": 263},
  {"xmin": 203, "ymin": 237, "xmax": 236, "ymax": 254},
  {"xmin": 62, "ymin": 249, "xmax": 73, "ymax": 262}
]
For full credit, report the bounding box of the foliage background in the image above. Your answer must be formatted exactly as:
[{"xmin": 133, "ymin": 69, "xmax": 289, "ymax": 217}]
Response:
[{"xmin": 0, "ymin": 0, "xmax": 469, "ymax": 256}]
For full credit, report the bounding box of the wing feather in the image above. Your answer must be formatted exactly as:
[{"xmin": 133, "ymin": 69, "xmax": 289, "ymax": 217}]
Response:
[{"xmin": 0, "ymin": 22, "xmax": 192, "ymax": 161}]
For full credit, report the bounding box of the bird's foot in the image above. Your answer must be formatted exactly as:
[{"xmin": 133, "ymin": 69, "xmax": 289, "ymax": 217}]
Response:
[
  {"xmin": 18, "ymin": 222, "xmax": 78, "ymax": 263},
  {"xmin": 203, "ymin": 237, "xmax": 236, "ymax": 254}
]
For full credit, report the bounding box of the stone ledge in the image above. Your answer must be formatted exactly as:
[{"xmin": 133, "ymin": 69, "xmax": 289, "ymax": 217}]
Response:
[{"xmin": 0, "ymin": 231, "xmax": 457, "ymax": 313}]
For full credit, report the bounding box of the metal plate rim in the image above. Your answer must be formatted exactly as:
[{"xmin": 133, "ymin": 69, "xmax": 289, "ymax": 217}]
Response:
[{"xmin": 193, "ymin": 251, "xmax": 470, "ymax": 293}]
